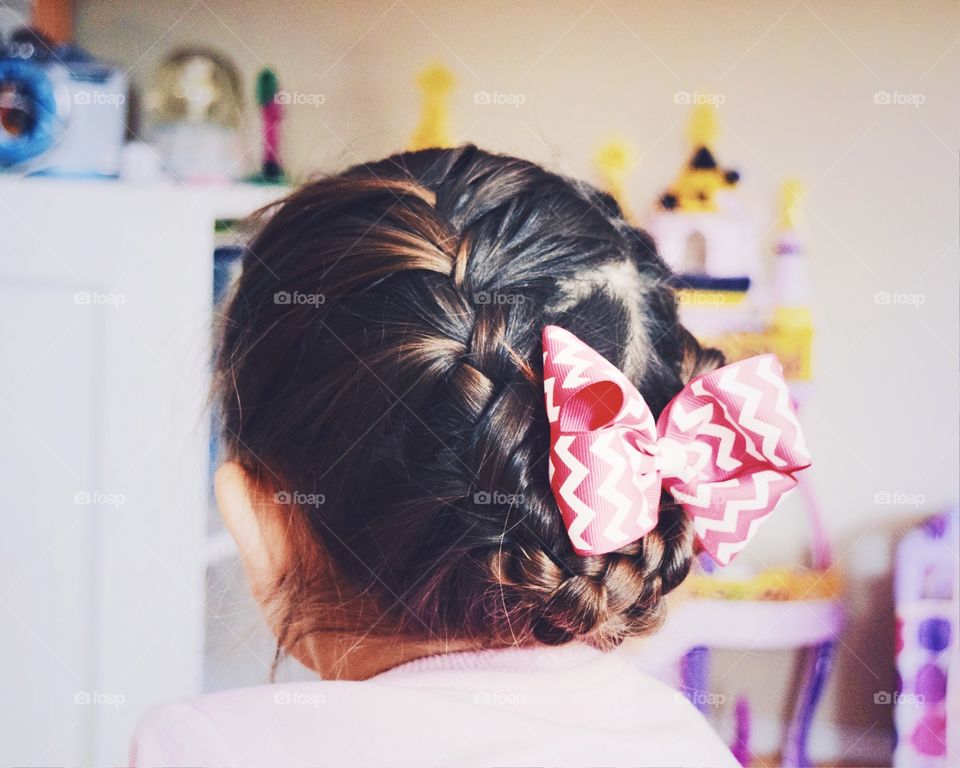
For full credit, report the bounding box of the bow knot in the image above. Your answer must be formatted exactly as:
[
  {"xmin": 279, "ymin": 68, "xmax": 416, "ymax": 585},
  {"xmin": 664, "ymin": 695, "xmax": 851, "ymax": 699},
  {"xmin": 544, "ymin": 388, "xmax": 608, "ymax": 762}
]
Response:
[
  {"xmin": 651, "ymin": 437, "xmax": 690, "ymax": 479},
  {"xmin": 542, "ymin": 325, "xmax": 811, "ymax": 565}
]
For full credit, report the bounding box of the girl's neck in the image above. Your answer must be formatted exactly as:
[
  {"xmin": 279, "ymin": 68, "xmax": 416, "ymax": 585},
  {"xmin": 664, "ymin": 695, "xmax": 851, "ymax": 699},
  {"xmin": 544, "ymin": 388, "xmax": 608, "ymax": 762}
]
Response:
[{"xmin": 297, "ymin": 633, "xmax": 482, "ymax": 681}]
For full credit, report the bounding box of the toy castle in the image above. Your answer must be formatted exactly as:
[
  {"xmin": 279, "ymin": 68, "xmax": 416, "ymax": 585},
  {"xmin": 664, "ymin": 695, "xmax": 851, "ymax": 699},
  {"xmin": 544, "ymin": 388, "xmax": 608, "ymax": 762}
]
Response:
[
  {"xmin": 646, "ymin": 104, "xmax": 760, "ymax": 284},
  {"xmin": 641, "ymin": 105, "xmax": 813, "ymax": 383}
]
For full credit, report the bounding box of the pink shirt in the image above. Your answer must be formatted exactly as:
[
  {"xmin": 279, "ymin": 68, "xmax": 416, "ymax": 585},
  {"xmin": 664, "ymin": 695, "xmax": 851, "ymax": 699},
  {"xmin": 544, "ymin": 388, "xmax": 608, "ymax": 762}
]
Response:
[{"xmin": 130, "ymin": 644, "xmax": 738, "ymax": 767}]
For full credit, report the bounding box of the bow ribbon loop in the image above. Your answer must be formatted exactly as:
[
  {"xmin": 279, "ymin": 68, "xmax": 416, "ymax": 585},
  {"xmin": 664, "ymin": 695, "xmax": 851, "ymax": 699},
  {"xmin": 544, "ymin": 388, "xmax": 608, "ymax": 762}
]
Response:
[{"xmin": 542, "ymin": 325, "xmax": 811, "ymax": 565}]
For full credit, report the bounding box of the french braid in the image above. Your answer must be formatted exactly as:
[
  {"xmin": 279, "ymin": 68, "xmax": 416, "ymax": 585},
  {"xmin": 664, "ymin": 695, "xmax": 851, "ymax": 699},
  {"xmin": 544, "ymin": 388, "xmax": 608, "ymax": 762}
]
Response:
[{"xmin": 215, "ymin": 145, "xmax": 722, "ymax": 652}]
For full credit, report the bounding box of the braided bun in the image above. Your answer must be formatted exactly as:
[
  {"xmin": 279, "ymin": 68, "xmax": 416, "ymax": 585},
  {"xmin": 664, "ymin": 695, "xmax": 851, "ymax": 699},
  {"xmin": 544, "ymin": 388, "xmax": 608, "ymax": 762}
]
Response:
[{"xmin": 215, "ymin": 146, "xmax": 722, "ymax": 653}]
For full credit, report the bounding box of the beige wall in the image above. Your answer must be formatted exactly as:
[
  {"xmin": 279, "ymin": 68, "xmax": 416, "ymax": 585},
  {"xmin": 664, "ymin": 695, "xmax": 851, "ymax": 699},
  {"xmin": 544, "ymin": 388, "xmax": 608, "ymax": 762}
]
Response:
[{"xmin": 76, "ymin": 0, "xmax": 959, "ymax": 759}]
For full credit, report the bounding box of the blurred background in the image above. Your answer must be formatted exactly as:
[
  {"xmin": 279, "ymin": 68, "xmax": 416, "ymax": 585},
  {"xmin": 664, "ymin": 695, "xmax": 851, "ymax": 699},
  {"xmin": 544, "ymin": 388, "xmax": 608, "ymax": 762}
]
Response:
[{"xmin": 0, "ymin": 1, "xmax": 957, "ymax": 766}]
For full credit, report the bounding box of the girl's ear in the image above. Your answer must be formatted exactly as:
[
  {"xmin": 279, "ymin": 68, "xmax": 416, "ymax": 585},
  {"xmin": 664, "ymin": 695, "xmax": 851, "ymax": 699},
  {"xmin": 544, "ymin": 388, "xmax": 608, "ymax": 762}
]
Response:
[{"xmin": 214, "ymin": 461, "xmax": 289, "ymax": 605}]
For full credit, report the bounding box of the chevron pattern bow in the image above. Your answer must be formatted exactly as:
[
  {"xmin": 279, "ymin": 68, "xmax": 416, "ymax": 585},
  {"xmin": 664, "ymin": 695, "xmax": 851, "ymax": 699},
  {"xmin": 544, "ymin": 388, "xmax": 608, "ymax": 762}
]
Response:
[{"xmin": 542, "ymin": 325, "xmax": 811, "ymax": 565}]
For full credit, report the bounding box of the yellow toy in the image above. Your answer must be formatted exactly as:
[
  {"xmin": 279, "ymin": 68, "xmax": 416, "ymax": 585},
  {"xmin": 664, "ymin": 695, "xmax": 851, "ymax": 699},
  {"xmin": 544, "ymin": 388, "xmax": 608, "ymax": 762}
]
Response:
[
  {"xmin": 658, "ymin": 104, "xmax": 740, "ymax": 214},
  {"xmin": 594, "ymin": 139, "xmax": 636, "ymax": 221},
  {"xmin": 684, "ymin": 567, "xmax": 842, "ymax": 602},
  {"xmin": 779, "ymin": 178, "xmax": 804, "ymax": 231},
  {"xmin": 408, "ymin": 63, "xmax": 455, "ymax": 151}
]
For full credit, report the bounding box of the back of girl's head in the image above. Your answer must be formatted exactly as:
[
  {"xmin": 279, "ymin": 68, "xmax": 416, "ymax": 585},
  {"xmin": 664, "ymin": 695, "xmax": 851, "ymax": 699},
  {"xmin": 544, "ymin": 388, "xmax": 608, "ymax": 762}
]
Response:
[{"xmin": 214, "ymin": 145, "xmax": 723, "ymax": 653}]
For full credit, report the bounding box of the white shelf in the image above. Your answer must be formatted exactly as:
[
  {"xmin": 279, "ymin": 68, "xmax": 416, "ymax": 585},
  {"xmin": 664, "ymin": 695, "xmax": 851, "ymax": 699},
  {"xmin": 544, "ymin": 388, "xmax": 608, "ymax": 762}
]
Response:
[{"xmin": 0, "ymin": 175, "xmax": 286, "ymax": 765}]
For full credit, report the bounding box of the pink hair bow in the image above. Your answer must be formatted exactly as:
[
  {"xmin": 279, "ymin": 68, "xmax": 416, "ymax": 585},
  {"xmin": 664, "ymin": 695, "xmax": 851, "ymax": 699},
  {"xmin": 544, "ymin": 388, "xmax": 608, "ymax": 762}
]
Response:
[{"xmin": 542, "ymin": 325, "xmax": 811, "ymax": 565}]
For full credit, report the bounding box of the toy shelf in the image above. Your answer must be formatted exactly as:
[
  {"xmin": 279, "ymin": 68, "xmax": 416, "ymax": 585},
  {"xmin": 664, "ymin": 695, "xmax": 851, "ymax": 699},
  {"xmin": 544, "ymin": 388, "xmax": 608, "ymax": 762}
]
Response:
[{"xmin": 644, "ymin": 597, "xmax": 844, "ymax": 658}]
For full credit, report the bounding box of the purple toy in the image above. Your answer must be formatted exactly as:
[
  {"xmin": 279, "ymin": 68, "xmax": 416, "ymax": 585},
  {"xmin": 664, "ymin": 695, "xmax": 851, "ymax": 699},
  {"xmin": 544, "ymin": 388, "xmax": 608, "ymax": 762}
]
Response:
[{"xmin": 893, "ymin": 509, "xmax": 959, "ymax": 767}]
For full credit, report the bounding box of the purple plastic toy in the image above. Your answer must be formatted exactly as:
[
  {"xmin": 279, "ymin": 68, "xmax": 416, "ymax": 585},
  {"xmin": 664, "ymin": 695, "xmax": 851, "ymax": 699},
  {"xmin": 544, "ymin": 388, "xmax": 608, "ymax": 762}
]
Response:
[{"xmin": 893, "ymin": 509, "xmax": 959, "ymax": 767}]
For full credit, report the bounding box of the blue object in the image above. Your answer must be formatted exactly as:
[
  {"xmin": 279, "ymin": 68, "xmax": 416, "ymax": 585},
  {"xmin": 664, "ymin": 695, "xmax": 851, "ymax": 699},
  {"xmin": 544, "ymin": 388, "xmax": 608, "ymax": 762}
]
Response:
[
  {"xmin": 0, "ymin": 37, "xmax": 127, "ymax": 175},
  {"xmin": 213, "ymin": 245, "xmax": 243, "ymax": 304},
  {"xmin": 669, "ymin": 274, "xmax": 752, "ymax": 293},
  {"xmin": 0, "ymin": 57, "xmax": 60, "ymax": 166}
]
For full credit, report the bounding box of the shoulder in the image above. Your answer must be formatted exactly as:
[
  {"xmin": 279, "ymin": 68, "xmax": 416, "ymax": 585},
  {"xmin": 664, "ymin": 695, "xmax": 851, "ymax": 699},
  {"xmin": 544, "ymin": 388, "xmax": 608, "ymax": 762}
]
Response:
[
  {"xmin": 129, "ymin": 657, "xmax": 739, "ymax": 768},
  {"xmin": 129, "ymin": 681, "xmax": 390, "ymax": 767},
  {"xmin": 130, "ymin": 698, "xmax": 233, "ymax": 767},
  {"xmin": 593, "ymin": 650, "xmax": 742, "ymax": 767}
]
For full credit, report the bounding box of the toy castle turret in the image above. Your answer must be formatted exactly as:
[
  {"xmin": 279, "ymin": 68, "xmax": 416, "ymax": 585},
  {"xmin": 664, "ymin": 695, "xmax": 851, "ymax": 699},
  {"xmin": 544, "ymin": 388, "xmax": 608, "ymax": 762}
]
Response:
[
  {"xmin": 594, "ymin": 139, "xmax": 637, "ymax": 221},
  {"xmin": 646, "ymin": 105, "xmax": 760, "ymax": 284},
  {"xmin": 770, "ymin": 180, "xmax": 814, "ymax": 381},
  {"xmin": 408, "ymin": 63, "xmax": 455, "ymax": 151}
]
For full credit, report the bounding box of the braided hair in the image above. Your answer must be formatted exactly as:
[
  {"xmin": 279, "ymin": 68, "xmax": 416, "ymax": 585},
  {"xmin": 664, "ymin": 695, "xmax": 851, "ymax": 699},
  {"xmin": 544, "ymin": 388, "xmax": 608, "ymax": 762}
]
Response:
[{"xmin": 214, "ymin": 145, "xmax": 723, "ymax": 654}]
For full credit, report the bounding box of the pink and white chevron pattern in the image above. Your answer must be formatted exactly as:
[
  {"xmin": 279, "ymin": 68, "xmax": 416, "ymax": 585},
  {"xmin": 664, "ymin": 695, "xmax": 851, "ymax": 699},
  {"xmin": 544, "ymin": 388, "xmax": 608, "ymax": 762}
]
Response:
[{"xmin": 542, "ymin": 325, "xmax": 811, "ymax": 564}]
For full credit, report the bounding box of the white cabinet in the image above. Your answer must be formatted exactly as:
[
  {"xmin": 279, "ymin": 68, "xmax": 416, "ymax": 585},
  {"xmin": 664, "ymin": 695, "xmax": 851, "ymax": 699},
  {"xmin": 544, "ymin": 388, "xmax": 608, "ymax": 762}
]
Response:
[{"xmin": 0, "ymin": 177, "xmax": 291, "ymax": 765}]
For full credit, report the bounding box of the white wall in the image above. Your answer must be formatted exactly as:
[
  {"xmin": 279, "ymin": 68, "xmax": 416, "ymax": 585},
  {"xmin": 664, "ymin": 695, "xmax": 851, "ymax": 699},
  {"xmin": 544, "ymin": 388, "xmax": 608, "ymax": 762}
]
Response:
[
  {"xmin": 0, "ymin": 0, "xmax": 31, "ymax": 37},
  {"xmin": 75, "ymin": 0, "xmax": 959, "ymax": 760}
]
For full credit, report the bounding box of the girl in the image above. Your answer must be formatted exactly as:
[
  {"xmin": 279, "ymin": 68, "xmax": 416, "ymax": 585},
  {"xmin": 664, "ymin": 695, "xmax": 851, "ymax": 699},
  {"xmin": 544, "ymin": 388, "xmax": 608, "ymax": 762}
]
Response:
[{"xmin": 131, "ymin": 145, "xmax": 807, "ymax": 767}]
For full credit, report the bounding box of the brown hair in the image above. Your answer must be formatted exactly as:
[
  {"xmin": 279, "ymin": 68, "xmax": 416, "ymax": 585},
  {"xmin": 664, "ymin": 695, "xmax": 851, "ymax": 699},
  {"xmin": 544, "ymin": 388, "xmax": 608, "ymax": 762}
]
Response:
[{"xmin": 214, "ymin": 145, "xmax": 723, "ymax": 657}]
